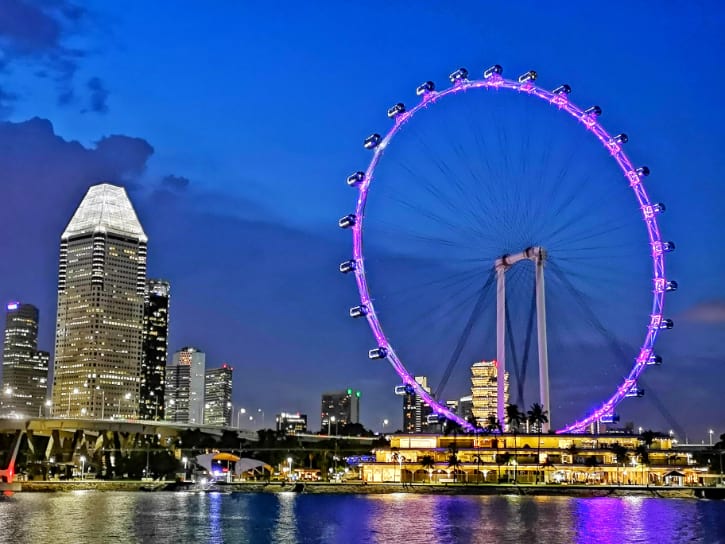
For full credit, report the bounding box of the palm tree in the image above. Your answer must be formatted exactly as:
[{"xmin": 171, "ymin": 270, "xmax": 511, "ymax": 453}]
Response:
[
  {"xmin": 527, "ymin": 403, "xmax": 549, "ymax": 483},
  {"xmin": 611, "ymin": 443, "xmax": 629, "ymax": 485},
  {"xmin": 473, "ymin": 454, "xmax": 484, "ymax": 483},
  {"xmin": 496, "ymin": 452, "xmax": 512, "ymax": 483},
  {"xmin": 420, "ymin": 454, "xmax": 436, "ymax": 483},
  {"xmin": 505, "ymin": 404, "xmax": 526, "ymax": 482},
  {"xmin": 485, "ymin": 415, "xmax": 502, "ymax": 482},
  {"xmin": 635, "ymin": 444, "xmax": 650, "ymax": 486},
  {"xmin": 584, "ymin": 456, "xmax": 599, "ymax": 482},
  {"xmin": 447, "ymin": 453, "xmax": 461, "ymax": 482}
]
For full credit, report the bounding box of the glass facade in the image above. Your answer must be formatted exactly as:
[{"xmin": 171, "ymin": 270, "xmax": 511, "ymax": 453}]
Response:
[
  {"xmin": 204, "ymin": 364, "xmax": 233, "ymax": 426},
  {"xmin": 140, "ymin": 279, "xmax": 170, "ymax": 420}
]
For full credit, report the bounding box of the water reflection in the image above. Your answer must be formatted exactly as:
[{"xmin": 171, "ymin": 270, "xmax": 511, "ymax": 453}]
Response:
[{"xmin": 0, "ymin": 492, "xmax": 724, "ymax": 543}]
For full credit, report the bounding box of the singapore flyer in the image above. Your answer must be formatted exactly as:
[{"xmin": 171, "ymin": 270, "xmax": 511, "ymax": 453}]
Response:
[{"xmin": 339, "ymin": 65, "xmax": 676, "ymax": 434}]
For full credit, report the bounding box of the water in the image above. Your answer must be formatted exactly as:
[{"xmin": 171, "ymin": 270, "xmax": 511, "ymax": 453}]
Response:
[{"xmin": 1, "ymin": 492, "xmax": 724, "ymax": 543}]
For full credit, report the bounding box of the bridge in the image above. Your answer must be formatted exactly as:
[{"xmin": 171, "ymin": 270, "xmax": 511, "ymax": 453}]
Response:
[{"xmin": 0, "ymin": 417, "xmax": 258, "ymax": 484}]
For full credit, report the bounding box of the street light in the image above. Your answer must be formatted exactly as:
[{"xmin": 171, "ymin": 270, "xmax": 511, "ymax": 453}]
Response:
[
  {"xmin": 117, "ymin": 392, "xmax": 132, "ymax": 418},
  {"xmin": 95, "ymin": 386, "xmax": 106, "ymax": 420},
  {"xmin": 39, "ymin": 399, "xmax": 52, "ymax": 417},
  {"xmin": 329, "ymin": 416, "xmax": 336, "ymax": 436},
  {"xmin": 182, "ymin": 456, "xmax": 188, "ymax": 481},
  {"xmin": 710, "ymin": 429, "xmax": 714, "ymax": 446},
  {"xmin": 80, "ymin": 455, "xmax": 86, "ymax": 480},
  {"xmin": 258, "ymin": 408, "xmax": 265, "ymax": 427},
  {"xmin": 383, "ymin": 419, "xmax": 389, "ymax": 434},
  {"xmin": 287, "ymin": 456, "xmax": 293, "ymax": 480},
  {"xmin": 237, "ymin": 408, "xmax": 246, "ymax": 428}
]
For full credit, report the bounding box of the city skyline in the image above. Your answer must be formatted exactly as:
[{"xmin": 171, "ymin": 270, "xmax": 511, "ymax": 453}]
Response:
[{"xmin": 0, "ymin": 2, "xmax": 724, "ymax": 439}]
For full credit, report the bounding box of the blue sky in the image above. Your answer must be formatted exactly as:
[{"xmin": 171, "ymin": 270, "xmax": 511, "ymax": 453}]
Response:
[{"xmin": 1, "ymin": 1, "xmax": 724, "ymax": 438}]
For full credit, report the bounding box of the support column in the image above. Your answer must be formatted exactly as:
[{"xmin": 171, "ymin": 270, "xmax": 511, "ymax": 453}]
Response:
[
  {"xmin": 496, "ymin": 266, "xmax": 506, "ymax": 427},
  {"xmin": 535, "ymin": 251, "xmax": 550, "ymax": 433}
]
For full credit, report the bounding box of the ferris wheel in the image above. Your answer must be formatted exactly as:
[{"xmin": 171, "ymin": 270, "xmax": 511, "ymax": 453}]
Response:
[{"xmin": 339, "ymin": 65, "xmax": 676, "ymax": 434}]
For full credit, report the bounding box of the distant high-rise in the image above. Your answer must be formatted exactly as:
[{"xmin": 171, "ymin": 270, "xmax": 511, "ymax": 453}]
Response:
[
  {"xmin": 276, "ymin": 412, "xmax": 307, "ymax": 434},
  {"xmin": 1, "ymin": 302, "xmax": 49, "ymax": 417},
  {"xmin": 321, "ymin": 389, "xmax": 360, "ymax": 433},
  {"xmin": 52, "ymin": 184, "xmax": 147, "ymax": 419},
  {"xmin": 140, "ymin": 280, "xmax": 170, "ymax": 420},
  {"xmin": 471, "ymin": 360, "xmax": 508, "ymax": 425},
  {"xmin": 168, "ymin": 347, "xmax": 205, "ymax": 424},
  {"xmin": 402, "ymin": 376, "xmax": 434, "ymax": 434},
  {"xmin": 164, "ymin": 363, "xmax": 190, "ymax": 423},
  {"xmin": 204, "ymin": 364, "xmax": 233, "ymax": 426}
]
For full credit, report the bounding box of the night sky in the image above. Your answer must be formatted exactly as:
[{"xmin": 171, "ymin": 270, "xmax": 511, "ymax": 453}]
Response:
[{"xmin": 0, "ymin": 1, "xmax": 723, "ymax": 439}]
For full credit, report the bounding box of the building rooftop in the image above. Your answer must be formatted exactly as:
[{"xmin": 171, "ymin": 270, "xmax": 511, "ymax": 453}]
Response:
[{"xmin": 62, "ymin": 183, "xmax": 147, "ymax": 242}]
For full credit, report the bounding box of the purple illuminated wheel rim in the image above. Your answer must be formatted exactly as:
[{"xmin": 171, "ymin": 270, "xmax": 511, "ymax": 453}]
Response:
[{"xmin": 347, "ymin": 71, "xmax": 670, "ymax": 433}]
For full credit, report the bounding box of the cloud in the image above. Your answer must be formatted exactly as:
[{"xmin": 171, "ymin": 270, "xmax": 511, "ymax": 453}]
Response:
[
  {"xmin": 678, "ymin": 300, "xmax": 725, "ymax": 324},
  {"xmin": 0, "ymin": 0, "xmax": 105, "ymax": 111},
  {"xmin": 161, "ymin": 174, "xmax": 191, "ymax": 192},
  {"xmin": 0, "ymin": 85, "xmax": 17, "ymax": 117},
  {"xmin": 85, "ymin": 76, "xmax": 108, "ymax": 113}
]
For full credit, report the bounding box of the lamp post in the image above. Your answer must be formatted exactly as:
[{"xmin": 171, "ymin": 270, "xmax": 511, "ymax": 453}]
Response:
[
  {"xmin": 237, "ymin": 408, "xmax": 246, "ymax": 428},
  {"xmin": 287, "ymin": 456, "xmax": 293, "ymax": 480},
  {"xmin": 257, "ymin": 408, "xmax": 265, "ymax": 428},
  {"xmin": 95, "ymin": 386, "xmax": 106, "ymax": 420},
  {"xmin": 80, "ymin": 455, "xmax": 86, "ymax": 480},
  {"xmin": 39, "ymin": 399, "xmax": 53, "ymax": 417},
  {"xmin": 709, "ymin": 429, "xmax": 714, "ymax": 446},
  {"xmin": 117, "ymin": 392, "xmax": 132, "ymax": 418},
  {"xmin": 182, "ymin": 456, "xmax": 188, "ymax": 481},
  {"xmin": 329, "ymin": 416, "xmax": 336, "ymax": 436},
  {"xmin": 383, "ymin": 419, "xmax": 389, "ymax": 434}
]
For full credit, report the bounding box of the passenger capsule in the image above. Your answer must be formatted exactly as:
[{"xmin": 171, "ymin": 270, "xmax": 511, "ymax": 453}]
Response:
[
  {"xmin": 349, "ymin": 305, "xmax": 368, "ymax": 318},
  {"xmin": 338, "ymin": 214, "xmax": 356, "ymax": 229},
  {"xmin": 647, "ymin": 354, "xmax": 663, "ymax": 365},
  {"xmin": 346, "ymin": 171, "xmax": 365, "ymax": 187},
  {"xmin": 659, "ymin": 318, "xmax": 674, "ymax": 329},
  {"xmin": 653, "ymin": 203, "xmax": 666, "ymax": 213},
  {"xmin": 613, "ymin": 133, "xmax": 628, "ymax": 144},
  {"xmin": 394, "ymin": 384, "xmax": 415, "ymax": 396},
  {"xmin": 663, "ymin": 241, "xmax": 676, "ymax": 252},
  {"xmin": 368, "ymin": 347, "xmax": 388, "ymax": 359},
  {"xmin": 416, "ymin": 80, "xmax": 435, "ymax": 96},
  {"xmin": 666, "ymin": 280, "xmax": 678, "ymax": 292},
  {"xmin": 363, "ymin": 133, "xmax": 382, "ymax": 150},
  {"xmin": 426, "ymin": 414, "xmax": 443, "ymax": 424},
  {"xmin": 625, "ymin": 388, "xmax": 645, "ymax": 398},
  {"xmin": 483, "ymin": 64, "xmax": 503, "ymax": 78},
  {"xmin": 584, "ymin": 105, "xmax": 602, "ymax": 116},
  {"xmin": 449, "ymin": 68, "xmax": 469, "ymax": 83},
  {"xmin": 387, "ymin": 102, "xmax": 406, "ymax": 118},
  {"xmin": 636, "ymin": 166, "xmax": 650, "ymax": 177},
  {"xmin": 339, "ymin": 260, "xmax": 356, "ymax": 274},
  {"xmin": 599, "ymin": 414, "xmax": 620, "ymax": 424},
  {"xmin": 517, "ymin": 70, "xmax": 537, "ymax": 83},
  {"xmin": 553, "ymin": 84, "xmax": 572, "ymax": 94}
]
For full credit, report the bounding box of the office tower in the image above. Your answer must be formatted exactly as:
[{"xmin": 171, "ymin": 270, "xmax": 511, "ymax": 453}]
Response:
[
  {"xmin": 140, "ymin": 280, "xmax": 170, "ymax": 420},
  {"xmin": 204, "ymin": 364, "xmax": 233, "ymax": 426},
  {"xmin": 164, "ymin": 363, "xmax": 190, "ymax": 423},
  {"xmin": 276, "ymin": 412, "xmax": 308, "ymax": 434},
  {"xmin": 1, "ymin": 302, "xmax": 49, "ymax": 417},
  {"xmin": 402, "ymin": 376, "xmax": 434, "ymax": 434},
  {"xmin": 320, "ymin": 388, "xmax": 360, "ymax": 433},
  {"xmin": 470, "ymin": 360, "xmax": 509, "ymax": 425},
  {"xmin": 168, "ymin": 346, "xmax": 205, "ymax": 424},
  {"xmin": 458, "ymin": 395, "xmax": 474, "ymax": 422},
  {"xmin": 52, "ymin": 184, "xmax": 147, "ymax": 419}
]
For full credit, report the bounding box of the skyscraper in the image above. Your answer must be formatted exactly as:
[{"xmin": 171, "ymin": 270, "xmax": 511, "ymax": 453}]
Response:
[
  {"xmin": 52, "ymin": 184, "xmax": 147, "ymax": 419},
  {"xmin": 140, "ymin": 279, "xmax": 170, "ymax": 420},
  {"xmin": 164, "ymin": 363, "xmax": 190, "ymax": 423},
  {"xmin": 402, "ymin": 376, "xmax": 434, "ymax": 434},
  {"xmin": 168, "ymin": 347, "xmax": 205, "ymax": 424},
  {"xmin": 470, "ymin": 360, "xmax": 509, "ymax": 425},
  {"xmin": 1, "ymin": 302, "xmax": 49, "ymax": 417},
  {"xmin": 204, "ymin": 364, "xmax": 233, "ymax": 426},
  {"xmin": 320, "ymin": 389, "xmax": 360, "ymax": 433}
]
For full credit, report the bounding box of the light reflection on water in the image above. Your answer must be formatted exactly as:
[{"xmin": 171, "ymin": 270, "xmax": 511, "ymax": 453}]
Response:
[{"xmin": 1, "ymin": 492, "xmax": 724, "ymax": 543}]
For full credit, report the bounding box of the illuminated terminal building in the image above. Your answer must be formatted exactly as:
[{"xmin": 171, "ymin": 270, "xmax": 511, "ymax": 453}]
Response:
[
  {"xmin": 52, "ymin": 184, "xmax": 147, "ymax": 419},
  {"xmin": 1, "ymin": 302, "xmax": 49, "ymax": 417},
  {"xmin": 471, "ymin": 360, "xmax": 508, "ymax": 425}
]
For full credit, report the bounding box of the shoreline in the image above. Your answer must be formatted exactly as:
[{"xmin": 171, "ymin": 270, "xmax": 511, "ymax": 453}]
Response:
[{"xmin": 14, "ymin": 480, "xmax": 725, "ymax": 500}]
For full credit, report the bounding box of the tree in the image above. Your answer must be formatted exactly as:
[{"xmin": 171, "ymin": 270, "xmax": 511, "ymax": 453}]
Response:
[
  {"xmin": 505, "ymin": 404, "xmax": 526, "ymax": 482},
  {"xmin": 472, "ymin": 454, "xmax": 484, "ymax": 484},
  {"xmin": 484, "ymin": 415, "xmax": 502, "ymax": 482},
  {"xmin": 496, "ymin": 452, "xmax": 512, "ymax": 483},
  {"xmin": 420, "ymin": 455, "xmax": 436, "ymax": 483},
  {"xmin": 611, "ymin": 443, "xmax": 629, "ymax": 485},
  {"xmin": 527, "ymin": 403, "xmax": 549, "ymax": 484},
  {"xmin": 447, "ymin": 453, "xmax": 462, "ymax": 482},
  {"xmin": 584, "ymin": 456, "xmax": 599, "ymax": 482},
  {"xmin": 635, "ymin": 444, "xmax": 650, "ymax": 485}
]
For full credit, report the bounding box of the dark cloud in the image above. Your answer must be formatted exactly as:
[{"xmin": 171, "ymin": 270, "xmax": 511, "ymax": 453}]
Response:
[
  {"xmin": 161, "ymin": 174, "xmax": 191, "ymax": 192},
  {"xmin": 0, "ymin": 85, "xmax": 17, "ymax": 117},
  {"xmin": 0, "ymin": 0, "xmax": 103, "ymax": 111},
  {"xmin": 85, "ymin": 76, "xmax": 108, "ymax": 113}
]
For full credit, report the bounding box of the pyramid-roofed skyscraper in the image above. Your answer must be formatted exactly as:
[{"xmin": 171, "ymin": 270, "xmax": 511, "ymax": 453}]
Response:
[{"xmin": 53, "ymin": 183, "xmax": 147, "ymax": 419}]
